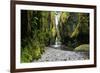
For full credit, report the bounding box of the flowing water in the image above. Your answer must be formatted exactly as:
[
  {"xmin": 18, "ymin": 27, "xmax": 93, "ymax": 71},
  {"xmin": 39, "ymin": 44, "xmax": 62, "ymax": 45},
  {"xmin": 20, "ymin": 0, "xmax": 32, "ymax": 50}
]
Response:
[{"xmin": 52, "ymin": 11, "xmax": 61, "ymax": 48}]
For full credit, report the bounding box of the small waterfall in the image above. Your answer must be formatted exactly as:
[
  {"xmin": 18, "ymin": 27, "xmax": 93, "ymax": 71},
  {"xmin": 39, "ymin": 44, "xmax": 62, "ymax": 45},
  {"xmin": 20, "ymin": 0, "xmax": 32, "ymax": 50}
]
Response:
[
  {"xmin": 52, "ymin": 11, "xmax": 61, "ymax": 48},
  {"xmin": 54, "ymin": 37, "xmax": 61, "ymax": 48}
]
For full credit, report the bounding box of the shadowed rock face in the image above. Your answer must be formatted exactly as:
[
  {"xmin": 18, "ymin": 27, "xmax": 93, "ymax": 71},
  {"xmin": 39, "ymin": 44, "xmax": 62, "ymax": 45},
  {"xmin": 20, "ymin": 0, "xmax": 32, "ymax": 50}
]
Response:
[{"xmin": 33, "ymin": 47, "xmax": 89, "ymax": 62}]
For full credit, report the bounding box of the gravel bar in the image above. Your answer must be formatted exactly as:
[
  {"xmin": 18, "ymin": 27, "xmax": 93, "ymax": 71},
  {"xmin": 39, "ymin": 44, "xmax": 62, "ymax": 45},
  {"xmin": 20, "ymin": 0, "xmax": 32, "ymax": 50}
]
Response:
[{"xmin": 33, "ymin": 47, "xmax": 89, "ymax": 62}]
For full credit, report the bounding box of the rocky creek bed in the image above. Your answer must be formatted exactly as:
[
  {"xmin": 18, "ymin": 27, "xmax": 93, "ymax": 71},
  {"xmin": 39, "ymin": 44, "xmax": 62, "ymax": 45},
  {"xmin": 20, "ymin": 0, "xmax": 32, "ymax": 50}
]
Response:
[{"xmin": 33, "ymin": 47, "xmax": 89, "ymax": 62}]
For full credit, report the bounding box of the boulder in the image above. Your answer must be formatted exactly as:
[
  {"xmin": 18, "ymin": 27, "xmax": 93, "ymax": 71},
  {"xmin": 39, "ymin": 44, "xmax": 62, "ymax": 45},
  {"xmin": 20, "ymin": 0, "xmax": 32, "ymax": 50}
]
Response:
[{"xmin": 74, "ymin": 44, "xmax": 89, "ymax": 52}]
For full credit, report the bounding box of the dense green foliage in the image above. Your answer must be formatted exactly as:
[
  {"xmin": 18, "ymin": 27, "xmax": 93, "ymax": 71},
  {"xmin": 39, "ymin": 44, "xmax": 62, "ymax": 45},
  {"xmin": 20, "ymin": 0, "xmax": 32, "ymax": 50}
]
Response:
[
  {"xmin": 21, "ymin": 10, "xmax": 89, "ymax": 62},
  {"xmin": 59, "ymin": 12, "xmax": 89, "ymax": 50},
  {"xmin": 21, "ymin": 10, "xmax": 56, "ymax": 62}
]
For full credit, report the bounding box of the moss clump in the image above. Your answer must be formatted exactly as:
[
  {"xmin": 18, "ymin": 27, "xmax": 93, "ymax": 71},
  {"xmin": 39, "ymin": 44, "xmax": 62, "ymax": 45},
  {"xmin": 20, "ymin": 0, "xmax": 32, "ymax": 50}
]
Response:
[
  {"xmin": 74, "ymin": 44, "xmax": 89, "ymax": 52},
  {"xmin": 21, "ymin": 47, "xmax": 33, "ymax": 63}
]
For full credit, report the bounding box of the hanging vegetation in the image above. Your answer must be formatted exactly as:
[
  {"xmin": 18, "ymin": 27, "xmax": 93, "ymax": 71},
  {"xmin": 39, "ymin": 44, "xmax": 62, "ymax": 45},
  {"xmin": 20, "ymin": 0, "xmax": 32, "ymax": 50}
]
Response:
[{"xmin": 21, "ymin": 10, "xmax": 89, "ymax": 62}]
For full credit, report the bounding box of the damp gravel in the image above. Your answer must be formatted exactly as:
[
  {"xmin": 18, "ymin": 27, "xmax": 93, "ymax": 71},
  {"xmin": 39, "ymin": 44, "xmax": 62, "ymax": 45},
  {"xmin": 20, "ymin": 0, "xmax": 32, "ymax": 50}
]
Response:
[{"xmin": 33, "ymin": 47, "xmax": 89, "ymax": 62}]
